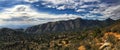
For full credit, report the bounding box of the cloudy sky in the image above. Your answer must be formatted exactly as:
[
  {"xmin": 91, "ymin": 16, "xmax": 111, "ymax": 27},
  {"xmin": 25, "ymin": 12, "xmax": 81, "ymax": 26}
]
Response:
[{"xmin": 0, "ymin": 0, "xmax": 120, "ymax": 28}]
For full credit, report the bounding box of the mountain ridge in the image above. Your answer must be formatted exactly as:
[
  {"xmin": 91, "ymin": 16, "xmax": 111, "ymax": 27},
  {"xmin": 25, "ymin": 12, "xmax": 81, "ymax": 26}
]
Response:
[
  {"xmin": 25, "ymin": 18, "xmax": 115, "ymax": 33},
  {"xmin": 0, "ymin": 18, "xmax": 118, "ymax": 34}
]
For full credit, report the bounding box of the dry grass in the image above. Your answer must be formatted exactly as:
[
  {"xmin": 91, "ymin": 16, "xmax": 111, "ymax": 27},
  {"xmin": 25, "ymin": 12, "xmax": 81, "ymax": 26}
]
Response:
[
  {"xmin": 104, "ymin": 32, "xmax": 120, "ymax": 39},
  {"xmin": 78, "ymin": 45, "xmax": 86, "ymax": 50}
]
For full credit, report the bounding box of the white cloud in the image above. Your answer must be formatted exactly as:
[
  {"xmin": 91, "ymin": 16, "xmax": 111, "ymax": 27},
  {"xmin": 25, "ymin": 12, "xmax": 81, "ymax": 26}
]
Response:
[
  {"xmin": 41, "ymin": 0, "xmax": 120, "ymax": 20},
  {"xmin": 42, "ymin": 0, "xmax": 99, "ymax": 5},
  {"xmin": 82, "ymin": 0, "xmax": 99, "ymax": 2},
  {"xmin": 89, "ymin": 3, "xmax": 120, "ymax": 20},
  {"xmin": 41, "ymin": 0, "xmax": 100, "ymax": 12},
  {"xmin": 42, "ymin": 0, "xmax": 84, "ymax": 10},
  {"xmin": 0, "ymin": 4, "xmax": 81, "ymax": 19},
  {"xmin": 75, "ymin": 9, "xmax": 85, "ymax": 12},
  {"xmin": 102, "ymin": 5, "xmax": 120, "ymax": 20},
  {"xmin": 89, "ymin": 3, "xmax": 109, "ymax": 14},
  {"xmin": 24, "ymin": 0, "xmax": 39, "ymax": 3},
  {"xmin": 0, "ymin": 5, "xmax": 81, "ymax": 27},
  {"xmin": 43, "ymin": 0, "xmax": 70, "ymax": 5},
  {"xmin": 57, "ymin": 5, "xmax": 66, "ymax": 10},
  {"xmin": 98, "ymin": 3, "xmax": 109, "ymax": 8}
]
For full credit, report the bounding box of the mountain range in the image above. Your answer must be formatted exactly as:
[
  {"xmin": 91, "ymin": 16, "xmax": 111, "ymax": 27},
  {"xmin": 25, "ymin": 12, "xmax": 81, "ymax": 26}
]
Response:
[
  {"xmin": 0, "ymin": 18, "xmax": 120, "ymax": 34},
  {"xmin": 0, "ymin": 18, "xmax": 119, "ymax": 34},
  {"xmin": 25, "ymin": 18, "xmax": 115, "ymax": 33},
  {"xmin": 0, "ymin": 18, "xmax": 120, "ymax": 50}
]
